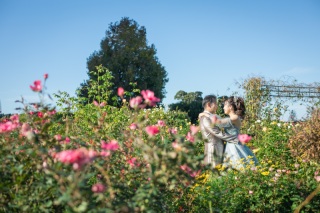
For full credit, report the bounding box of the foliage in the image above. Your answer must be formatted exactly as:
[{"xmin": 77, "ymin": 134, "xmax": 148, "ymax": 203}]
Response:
[
  {"xmin": 1, "ymin": 75, "xmax": 320, "ymax": 212},
  {"xmin": 288, "ymin": 108, "xmax": 320, "ymax": 163},
  {"xmin": 168, "ymin": 90, "xmax": 203, "ymax": 124},
  {"xmin": 78, "ymin": 17, "xmax": 168, "ymax": 105}
]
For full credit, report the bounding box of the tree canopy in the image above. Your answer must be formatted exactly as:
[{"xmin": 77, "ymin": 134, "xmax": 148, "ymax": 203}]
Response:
[
  {"xmin": 168, "ymin": 90, "xmax": 203, "ymax": 124},
  {"xmin": 78, "ymin": 17, "xmax": 168, "ymax": 105}
]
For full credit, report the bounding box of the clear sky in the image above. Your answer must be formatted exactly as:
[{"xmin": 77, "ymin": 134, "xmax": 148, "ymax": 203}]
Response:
[{"xmin": 1, "ymin": 0, "xmax": 319, "ymax": 120}]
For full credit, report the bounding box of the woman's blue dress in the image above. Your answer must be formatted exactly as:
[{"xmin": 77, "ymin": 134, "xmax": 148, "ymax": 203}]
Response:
[{"xmin": 217, "ymin": 118, "xmax": 258, "ymax": 170}]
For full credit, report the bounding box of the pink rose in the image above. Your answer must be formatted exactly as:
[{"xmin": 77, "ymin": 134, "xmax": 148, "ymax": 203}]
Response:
[
  {"xmin": 145, "ymin": 125, "xmax": 160, "ymax": 136},
  {"xmin": 129, "ymin": 123, "xmax": 138, "ymax": 130},
  {"xmin": 91, "ymin": 183, "xmax": 106, "ymax": 193},
  {"xmin": 129, "ymin": 96, "xmax": 143, "ymax": 109},
  {"xmin": 141, "ymin": 90, "xmax": 160, "ymax": 106},
  {"xmin": 117, "ymin": 87, "xmax": 124, "ymax": 97},
  {"xmin": 101, "ymin": 140, "xmax": 119, "ymax": 151},
  {"xmin": 238, "ymin": 134, "xmax": 252, "ymax": 143},
  {"xmin": 186, "ymin": 132, "xmax": 195, "ymax": 142},
  {"xmin": 30, "ymin": 80, "xmax": 42, "ymax": 92},
  {"xmin": 157, "ymin": 120, "xmax": 166, "ymax": 127}
]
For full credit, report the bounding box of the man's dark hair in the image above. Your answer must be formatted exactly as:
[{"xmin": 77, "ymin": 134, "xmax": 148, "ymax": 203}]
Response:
[{"xmin": 202, "ymin": 95, "xmax": 217, "ymax": 108}]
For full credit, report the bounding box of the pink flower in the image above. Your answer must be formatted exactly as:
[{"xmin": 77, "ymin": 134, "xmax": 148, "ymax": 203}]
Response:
[
  {"xmin": 180, "ymin": 164, "xmax": 200, "ymax": 177},
  {"xmin": 0, "ymin": 121, "xmax": 18, "ymax": 133},
  {"xmin": 10, "ymin": 114, "xmax": 19, "ymax": 123},
  {"xmin": 238, "ymin": 134, "xmax": 252, "ymax": 143},
  {"xmin": 62, "ymin": 137, "xmax": 70, "ymax": 144},
  {"xmin": 101, "ymin": 140, "xmax": 119, "ymax": 151},
  {"xmin": 129, "ymin": 123, "xmax": 138, "ymax": 130},
  {"xmin": 20, "ymin": 123, "xmax": 32, "ymax": 137},
  {"xmin": 249, "ymin": 190, "xmax": 254, "ymax": 194},
  {"xmin": 315, "ymin": 171, "xmax": 319, "ymax": 176},
  {"xmin": 30, "ymin": 80, "xmax": 42, "ymax": 92},
  {"xmin": 157, "ymin": 120, "xmax": 166, "ymax": 127},
  {"xmin": 100, "ymin": 151, "xmax": 111, "ymax": 157},
  {"xmin": 294, "ymin": 164, "xmax": 300, "ymax": 168},
  {"xmin": 54, "ymin": 134, "xmax": 62, "ymax": 141},
  {"xmin": 44, "ymin": 73, "xmax": 48, "ymax": 79},
  {"xmin": 55, "ymin": 148, "xmax": 97, "ymax": 170},
  {"xmin": 91, "ymin": 183, "xmax": 106, "ymax": 193},
  {"xmin": 127, "ymin": 157, "xmax": 137, "ymax": 167},
  {"xmin": 141, "ymin": 90, "xmax": 160, "ymax": 106},
  {"xmin": 93, "ymin": 101, "xmax": 106, "ymax": 107},
  {"xmin": 117, "ymin": 87, "xmax": 124, "ymax": 97},
  {"xmin": 145, "ymin": 125, "xmax": 160, "ymax": 136},
  {"xmin": 170, "ymin": 127, "xmax": 178, "ymax": 134},
  {"xmin": 186, "ymin": 132, "xmax": 195, "ymax": 142},
  {"xmin": 190, "ymin": 125, "xmax": 199, "ymax": 135},
  {"xmin": 49, "ymin": 109, "xmax": 56, "ymax": 115},
  {"xmin": 37, "ymin": 111, "xmax": 43, "ymax": 118},
  {"xmin": 129, "ymin": 96, "xmax": 143, "ymax": 109},
  {"xmin": 315, "ymin": 176, "xmax": 320, "ymax": 182}
]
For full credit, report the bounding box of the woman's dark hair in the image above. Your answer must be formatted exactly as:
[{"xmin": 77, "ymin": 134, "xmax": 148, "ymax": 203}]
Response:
[{"xmin": 225, "ymin": 96, "xmax": 246, "ymax": 118}]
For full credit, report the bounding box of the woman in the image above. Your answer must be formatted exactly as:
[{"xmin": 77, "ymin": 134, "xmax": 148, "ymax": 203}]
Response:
[{"xmin": 200, "ymin": 96, "xmax": 258, "ymax": 170}]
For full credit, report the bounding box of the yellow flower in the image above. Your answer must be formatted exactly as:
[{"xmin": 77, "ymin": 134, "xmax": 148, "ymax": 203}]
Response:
[
  {"xmin": 261, "ymin": 171, "xmax": 270, "ymax": 176},
  {"xmin": 252, "ymin": 148, "xmax": 260, "ymax": 154},
  {"xmin": 268, "ymin": 160, "xmax": 272, "ymax": 163}
]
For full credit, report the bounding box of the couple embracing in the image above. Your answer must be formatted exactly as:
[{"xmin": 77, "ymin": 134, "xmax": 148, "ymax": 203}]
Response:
[{"xmin": 199, "ymin": 95, "xmax": 258, "ymax": 171}]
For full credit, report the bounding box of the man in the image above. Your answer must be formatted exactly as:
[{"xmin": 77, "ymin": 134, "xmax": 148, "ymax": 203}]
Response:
[{"xmin": 199, "ymin": 95, "xmax": 238, "ymax": 168}]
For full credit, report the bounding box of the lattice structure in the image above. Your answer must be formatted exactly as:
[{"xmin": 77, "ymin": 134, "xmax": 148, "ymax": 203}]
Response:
[{"xmin": 261, "ymin": 84, "xmax": 320, "ymax": 98}]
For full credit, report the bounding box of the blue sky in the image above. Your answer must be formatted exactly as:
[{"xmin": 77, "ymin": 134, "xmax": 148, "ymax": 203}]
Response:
[{"xmin": 0, "ymin": 0, "xmax": 319, "ymax": 119}]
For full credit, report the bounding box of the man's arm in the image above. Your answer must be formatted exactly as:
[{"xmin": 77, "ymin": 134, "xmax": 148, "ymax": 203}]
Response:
[{"xmin": 200, "ymin": 116, "xmax": 239, "ymax": 143}]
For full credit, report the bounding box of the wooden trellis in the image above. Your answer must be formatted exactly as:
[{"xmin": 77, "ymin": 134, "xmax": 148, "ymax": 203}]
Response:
[{"xmin": 261, "ymin": 84, "xmax": 320, "ymax": 98}]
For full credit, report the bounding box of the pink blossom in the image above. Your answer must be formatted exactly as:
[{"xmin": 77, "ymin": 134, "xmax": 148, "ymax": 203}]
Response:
[
  {"xmin": 315, "ymin": 176, "xmax": 320, "ymax": 182},
  {"xmin": 55, "ymin": 148, "xmax": 97, "ymax": 170},
  {"xmin": 180, "ymin": 164, "xmax": 192, "ymax": 173},
  {"xmin": 0, "ymin": 121, "xmax": 18, "ymax": 133},
  {"xmin": 30, "ymin": 80, "xmax": 42, "ymax": 92},
  {"xmin": 129, "ymin": 123, "xmax": 138, "ymax": 130},
  {"xmin": 37, "ymin": 111, "xmax": 43, "ymax": 118},
  {"xmin": 249, "ymin": 190, "xmax": 254, "ymax": 194},
  {"xmin": 294, "ymin": 164, "xmax": 300, "ymax": 168},
  {"xmin": 91, "ymin": 183, "xmax": 106, "ymax": 193},
  {"xmin": 141, "ymin": 90, "xmax": 160, "ymax": 106},
  {"xmin": 157, "ymin": 120, "xmax": 166, "ymax": 127},
  {"xmin": 93, "ymin": 101, "xmax": 106, "ymax": 107},
  {"xmin": 101, "ymin": 140, "xmax": 119, "ymax": 151},
  {"xmin": 145, "ymin": 125, "xmax": 160, "ymax": 136},
  {"xmin": 100, "ymin": 151, "xmax": 111, "ymax": 157},
  {"xmin": 190, "ymin": 170, "xmax": 201, "ymax": 177},
  {"xmin": 49, "ymin": 109, "xmax": 56, "ymax": 115},
  {"xmin": 54, "ymin": 134, "xmax": 62, "ymax": 141},
  {"xmin": 315, "ymin": 171, "xmax": 319, "ymax": 176},
  {"xmin": 129, "ymin": 96, "xmax": 143, "ymax": 108},
  {"xmin": 10, "ymin": 114, "xmax": 19, "ymax": 123},
  {"xmin": 127, "ymin": 157, "xmax": 137, "ymax": 167},
  {"xmin": 62, "ymin": 137, "xmax": 70, "ymax": 144},
  {"xmin": 186, "ymin": 132, "xmax": 195, "ymax": 142},
  {"xmin": 238, "ymin": 134, "xmax": 252, "ymax": 143},
  {"xmin": 172, "ymin": 141, "xmax": 180, "ymax": 149},
  {"xmin": 44, "ymin": 73, "xmax": 48, "ymax": 79},
  {"xmin": 180, "ymin": 164, "xmax": 200, "ymax": 177},
  {"xmin": 190, "ymin": 125, "xmax": 199, "ymax": 135},
  {"xmin": 170, "ymin": 127, "xmax": 178, "ymax": 134},
  {"xmin": 117, "ymin": 87, "xmax": 124, "ymax": 97},
  {"xmin": 20, "ymin": 123, "xmax": 32, "ymax": 137}
]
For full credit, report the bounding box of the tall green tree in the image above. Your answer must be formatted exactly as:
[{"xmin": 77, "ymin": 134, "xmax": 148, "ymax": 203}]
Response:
[
  {"xmin": 78, "ymin": 17, "xmax": 168, "ymax": 105},
  {"xmin": 168, "ymin": 90, "xmax": 203, "ymax": 124}
]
